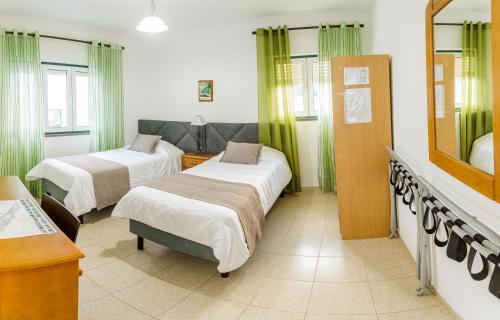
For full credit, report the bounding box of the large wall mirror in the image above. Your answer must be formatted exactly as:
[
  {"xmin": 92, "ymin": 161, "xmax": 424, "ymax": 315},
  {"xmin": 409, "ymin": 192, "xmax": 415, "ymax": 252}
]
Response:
[{"xmin": 426, "ymin": 0, "xmax": 500, "ymax": 201}]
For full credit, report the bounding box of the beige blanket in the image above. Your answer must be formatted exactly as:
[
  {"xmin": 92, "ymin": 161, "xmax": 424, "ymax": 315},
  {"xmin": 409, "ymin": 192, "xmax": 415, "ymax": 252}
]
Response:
[
  {"xmin": 57, "ymin": 155, "xmax": 130, "ymax": 210},
  {"xmin": 146, "ymin": 173, "xmax": 264, "ymax": 255}
]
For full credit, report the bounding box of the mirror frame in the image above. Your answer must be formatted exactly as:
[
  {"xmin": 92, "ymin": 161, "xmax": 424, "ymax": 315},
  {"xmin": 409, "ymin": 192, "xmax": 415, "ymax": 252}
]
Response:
[{"xmin": 426, "ymin": 0, "xmax": 500, "ymax": 202}]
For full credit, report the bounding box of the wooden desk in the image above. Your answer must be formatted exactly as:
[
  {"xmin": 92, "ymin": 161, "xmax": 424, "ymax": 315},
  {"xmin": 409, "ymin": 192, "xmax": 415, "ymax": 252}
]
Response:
[{"xmin": 0, "ymin": 176, "xmax": 84, "ymax": 320}]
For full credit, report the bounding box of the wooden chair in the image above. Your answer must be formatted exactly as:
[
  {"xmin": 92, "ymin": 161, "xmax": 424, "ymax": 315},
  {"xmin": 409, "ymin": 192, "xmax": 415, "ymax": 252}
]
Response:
[{"xmin": 41, "ymin": 193, "xmax": 80, "ymax": 243}]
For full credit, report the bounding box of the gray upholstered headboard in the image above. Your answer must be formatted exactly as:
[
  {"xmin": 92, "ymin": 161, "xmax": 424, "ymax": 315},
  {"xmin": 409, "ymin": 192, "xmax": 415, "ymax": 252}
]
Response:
[{"xmin": 138, "ymin": 119, "xmax": 258, "ymax": 154}]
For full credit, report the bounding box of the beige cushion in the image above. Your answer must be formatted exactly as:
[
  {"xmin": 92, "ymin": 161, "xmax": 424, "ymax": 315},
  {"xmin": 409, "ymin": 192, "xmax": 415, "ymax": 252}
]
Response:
[
  {"xmin": 220, "ymin": 141, "xmax": 263, "ymax": 165},
  {"xmin": 129, "ymin": 134, "xmax": 162, "ymax": 154}
]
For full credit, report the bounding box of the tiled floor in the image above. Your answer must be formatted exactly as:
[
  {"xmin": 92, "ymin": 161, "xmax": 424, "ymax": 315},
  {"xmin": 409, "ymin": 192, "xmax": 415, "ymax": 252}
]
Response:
[{"xmin": 76, "ymin": 189, "xmax": 458, "ymax": 320}]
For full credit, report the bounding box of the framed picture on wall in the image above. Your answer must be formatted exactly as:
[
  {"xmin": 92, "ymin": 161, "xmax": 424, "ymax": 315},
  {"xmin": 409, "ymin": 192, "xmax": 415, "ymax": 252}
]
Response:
[{"xmin": 198, "ymin": 80, "xmax": 213, "ymax": 102}]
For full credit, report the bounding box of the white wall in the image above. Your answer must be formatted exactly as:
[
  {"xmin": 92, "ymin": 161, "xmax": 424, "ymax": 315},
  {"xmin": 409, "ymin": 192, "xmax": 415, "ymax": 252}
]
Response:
[
  {"xmin": 371, "ymin": 1, "xmax": 500, "ymax": 319},
  {"xmin": 139, "ymin": 11, "xmax": 372, "ymax": 187}
]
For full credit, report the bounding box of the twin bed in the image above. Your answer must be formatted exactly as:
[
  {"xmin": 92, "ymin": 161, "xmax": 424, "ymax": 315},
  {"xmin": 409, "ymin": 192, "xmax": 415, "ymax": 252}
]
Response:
[
  {"xmin": 469, "ymin": 132, "xmax": 494, "ymax": 175},
  {"xmin": 114, "ymin": 146, "xmax": 291, "ymax": 273},
  {"xmin": 26, "ymin": 120, "xmax": 292, "ymax": 275},
  {"xmin": 27, "ymin": 140, "xmax": 183, "ymax": 217}
]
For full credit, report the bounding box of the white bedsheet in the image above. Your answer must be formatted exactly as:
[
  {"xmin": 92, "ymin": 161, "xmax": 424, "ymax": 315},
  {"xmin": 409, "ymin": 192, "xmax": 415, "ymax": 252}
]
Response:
[
  {"xmin": 26, "ymin": 141, "xmax": 184, "ymax": 216},
  {"xmin": 469, "ymin": 132, "xmax": 494, "ymax": 175},
  {"xmin": 111, "ymin": 146, "xmax": 292, "ymax": 273}
]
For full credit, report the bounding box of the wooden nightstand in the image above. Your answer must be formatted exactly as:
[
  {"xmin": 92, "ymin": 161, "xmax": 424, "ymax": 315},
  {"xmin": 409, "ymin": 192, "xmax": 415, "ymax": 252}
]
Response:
[{"xmin": 182, "ymin": 152, "xmax": 215, "ymax": 170}]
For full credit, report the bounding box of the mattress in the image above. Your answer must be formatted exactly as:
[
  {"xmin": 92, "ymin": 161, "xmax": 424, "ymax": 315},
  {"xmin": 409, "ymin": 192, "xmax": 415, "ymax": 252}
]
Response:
[
  {"xmin": 26, "ymin": 141, "xmax": 184, "ymax": 216},
  {"xmin": 111, "ymin": 146, "xmax": 292, "ymax": 272},
  {"xmin": 469, "ymin": 132, "xmax": 494, "ymax": 175}
]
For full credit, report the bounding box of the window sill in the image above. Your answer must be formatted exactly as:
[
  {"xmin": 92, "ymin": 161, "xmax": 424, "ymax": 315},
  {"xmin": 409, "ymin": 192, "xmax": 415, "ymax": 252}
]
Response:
[
  {"xmin": 296, "ymin": 116, "xmax": 318, "ymax": 121},
  {"xmin": 45, "ymin": 130, "xmax": 90, "ymax": 137}
]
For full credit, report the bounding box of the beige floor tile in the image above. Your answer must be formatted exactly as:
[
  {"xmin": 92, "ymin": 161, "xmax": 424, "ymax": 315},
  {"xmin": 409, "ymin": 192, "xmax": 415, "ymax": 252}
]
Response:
[
  {"xmin": 269, "ymin": 255, "xmax": 318, "ymax": 281},
  {"xmin": 251, "ymin": 278, "xmax": 313, "ymax": 313},
  {"xmin": 306, "ymin": 315, "xmax": 377, "ymax": 320},
  {"xmin": 370, "ymin": 278, "xmax": 441, "ymax": 313},
  {"xmin": 279, "ymin": 235, "xmax": 322, "ymax": 256},
  {"xmin": 269, "ymin": 207, "xmax": 303, "ymax": 217},
  {"xmin": 308, "ymin": 282, "xmax": 375, "ymax": 315},
  {"xmin": 80, "ymin": 244, "xmax": 118, "ymax": 270},
  {"xmin": 295, "ymin": 214, "xmax": 327, "ymax": 224},
  {"xmin": 327, "ymin": 197, "xmax": 338, "ymax": 210},
  {"xmin": 377, "ymin": 306, "xmax": 457, "ymax": 320},
  {"xmin": 79, "ymin": 276, "xmax": 108, "ymax": 305},
  {"xmin": 343, "ymin": 238, "xmax": 410, "ymax": 258},
  {"xmin": 288, "ymin": 219, "xmax": 325, "ymax": 237},
  {"xmin": 324, "ymin": 217, "xmax": 340, "ymax": 235},
  {"xmin": 239, "ymin": 306, "xmax": 305, "ymax": 320},
  {"xmin": 78, "ymin": 295, "xmax": 151, "ymax": 320},
  {"xmin": 273, "ymin": 195, "xmax": 310, "ymax": 209},
  {"xmin": 319, "ymin": 239, "xmax": 356, "ymax": 257},
  {"xmin": 100, "ymin": 232, "xmax": 140, "ymax": 258},
  {"xmin": 80, "ymin": 220, "xmax": 126, "ymax": 243},
  {"xmin": 238, "ymin": 251, "xmax": 277, "ymax": 276},
  {"xmin": 85, "ymin": 229, "xmax": 129, "ymax": 243},
  {"xmin": 322, "ymin": 230, "xmax": 343, "ymax": 240},
  {"xmin": 264, "ymin": 213, "xmax": 296, "ymax": 236},
  {"xmin": 86, "ymin": 260, "xmax": 150, "ymax": 293},
  {"xmin": 196, "ymin": 273, "xmax": 265, "ymax": 304},
  {"xmin": 122, "ymin": 243, "xmax": 181, "ymax": 275},
  {"xmin": 107, "ymin": 216, "xmax": 129, "ymax": 232},
  {"xmin": 76, "ymin": 233, "xmax": 95, "ymax": 249},
  {"xmin": 298, "ymin": 196, "xmax": 329, "ymax": 209},
  {"xmin": 256, "ymin": 234, "xmax": 285, "ymax": 254},
  {"xmin": 364, "ymin": 254, "xmax": 416, "ymax": 281},
  {"xmin": 114, "ymin": 277, "xmax": 191, "ymax": 317},
  {"xmin": 157, "ymin": 292, "xmax": 246, "ymax": 320},
  {"xmin": 315, "ymin": 257, "xmax": 367, "ymax": 283},
  {"xmin": 155, "ymin": 256, "xmax": 217, "ymax": 290},
  {"xmin": 302, "ymin": 207, "xmax": 327, "ymax": 216}
]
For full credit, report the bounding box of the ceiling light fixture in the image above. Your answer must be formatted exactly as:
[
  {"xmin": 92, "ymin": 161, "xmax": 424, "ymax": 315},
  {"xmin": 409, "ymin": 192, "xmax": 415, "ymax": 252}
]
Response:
[{"xmin": 137, "ymin": 0, "xmax": 168, "ymax": 33}]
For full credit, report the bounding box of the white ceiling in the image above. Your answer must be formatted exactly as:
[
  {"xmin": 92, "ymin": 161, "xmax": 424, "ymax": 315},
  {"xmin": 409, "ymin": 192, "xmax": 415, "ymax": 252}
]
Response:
[
  {"xmin": 437, "ymin": 0, "xmax": 490, "ymax": 22},
  {"xmin": 0, "ymin": 0, "xmax": 373, "ymax": 32}
]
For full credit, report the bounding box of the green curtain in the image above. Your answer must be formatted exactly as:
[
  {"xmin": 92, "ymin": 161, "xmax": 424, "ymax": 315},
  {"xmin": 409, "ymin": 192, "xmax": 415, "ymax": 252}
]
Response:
[
  {"xmin": 88, "ymin": 42, "xmax": 124, "ymax": 152},
  {"xmin": 0, "ymin": 30, "xmax": 44, "ymax": 196},
  {"xmin": 256, "ymin": 26, "xmax": 301, "ymax": 192},
  {"xmin": 460, "ymin": 21, "xmax": 492, "ymax": 162},
  {"xmin": 318, "ymin": 23, "xmax": 361, "ymax": 192}
]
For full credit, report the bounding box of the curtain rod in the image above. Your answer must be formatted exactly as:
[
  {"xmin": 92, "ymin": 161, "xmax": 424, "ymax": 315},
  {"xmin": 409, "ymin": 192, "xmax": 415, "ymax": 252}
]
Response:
[
  {"xmin": 4, "ymin": 31, "xmax": 125, "ymax": 50},
  {"xmin": 251, "ymin": 24, "xmax": 364, "ymax": 35},
  {"xmin": 434, "ymin": 22, "xmax": 489, "ymax": 26},
  {"xmin": 434, "ymin": 22, "xmax": 463, "ymax": 26}
]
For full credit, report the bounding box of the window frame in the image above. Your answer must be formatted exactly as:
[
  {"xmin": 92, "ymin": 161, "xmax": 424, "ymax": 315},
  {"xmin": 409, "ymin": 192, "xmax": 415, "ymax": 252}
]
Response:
[
  {"xmin": 291, "ymin": 55, "xmax": 319, "ymax": 120},
  {"xmin": 42, "ymin": 62, "xmax": 89, "ymax": 134}
]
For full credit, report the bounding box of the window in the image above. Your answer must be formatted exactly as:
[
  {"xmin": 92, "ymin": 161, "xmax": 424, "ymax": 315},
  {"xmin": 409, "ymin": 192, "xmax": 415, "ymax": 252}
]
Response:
[
  {"xmin": 43, "ymin": 64, "xmax": 89, "ymax": 133},
  {"xmin": 291, "ymin": 56, "xmax": 319, "ymax": 118}
]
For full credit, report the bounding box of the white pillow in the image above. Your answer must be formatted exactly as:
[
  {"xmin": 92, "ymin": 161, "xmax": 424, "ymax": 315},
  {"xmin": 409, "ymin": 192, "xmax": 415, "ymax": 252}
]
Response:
[{"xmin": 129, "ymin": 134, "xmax": 162, "ymax": 154}]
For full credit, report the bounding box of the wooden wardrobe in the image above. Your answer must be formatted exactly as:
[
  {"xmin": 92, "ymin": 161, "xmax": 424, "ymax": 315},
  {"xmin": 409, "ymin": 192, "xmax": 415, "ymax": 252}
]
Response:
[
  {"xmin": 434, "ymin": 54, "xmax": 457, "ymax": 158},
  {"xmin": 332, "ymin": 55, "xmax": 393, "ymax": 240}
]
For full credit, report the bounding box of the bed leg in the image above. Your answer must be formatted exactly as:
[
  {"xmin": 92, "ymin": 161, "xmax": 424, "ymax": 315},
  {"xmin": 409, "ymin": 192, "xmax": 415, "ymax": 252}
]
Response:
[
  {"xmin": 220, "ymin": 272, "xmax": 229, "ymax": 278},
  {"xmin": 78, "ymin": 215, "xmax": 84, "ymax": 224},
  {"xmin": 137, "ymin": 236, "xmax": 144, "ymax": 250},
  {"xmin": 280, "ymin": 190, "xmax": 285, "ymax": 198}
]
